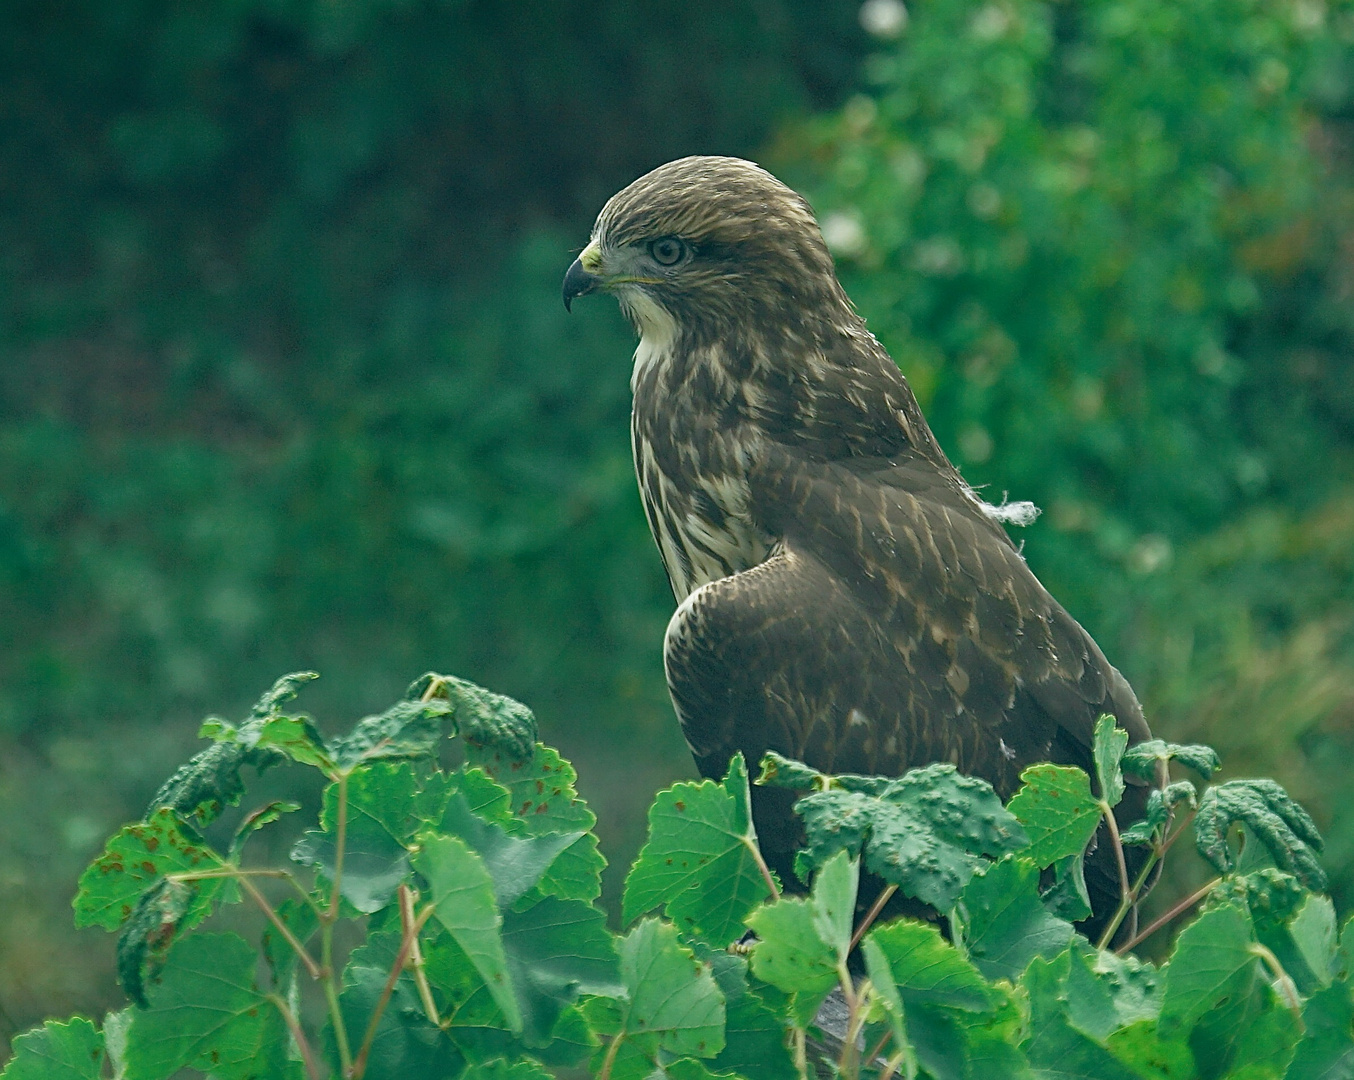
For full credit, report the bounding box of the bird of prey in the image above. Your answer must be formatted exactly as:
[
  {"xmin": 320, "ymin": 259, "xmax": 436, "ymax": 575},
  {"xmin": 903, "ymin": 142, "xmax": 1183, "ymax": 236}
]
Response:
[{"xmin": 563, "ymin": 155, "xmax": 1155, "ymax": 925}]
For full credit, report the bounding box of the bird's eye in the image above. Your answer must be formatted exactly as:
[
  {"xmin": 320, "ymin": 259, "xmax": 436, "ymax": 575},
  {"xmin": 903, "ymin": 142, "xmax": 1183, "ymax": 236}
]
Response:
[{"xmin": 649, "ymin": 237, "xmax": 687, "ymax": 266}]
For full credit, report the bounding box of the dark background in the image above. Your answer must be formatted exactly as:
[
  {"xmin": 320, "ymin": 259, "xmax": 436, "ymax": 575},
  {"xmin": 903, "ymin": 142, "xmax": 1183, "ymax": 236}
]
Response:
[{"xmin": 2, "ymin": 0, "xmax": 1352, "ymax": 1048}]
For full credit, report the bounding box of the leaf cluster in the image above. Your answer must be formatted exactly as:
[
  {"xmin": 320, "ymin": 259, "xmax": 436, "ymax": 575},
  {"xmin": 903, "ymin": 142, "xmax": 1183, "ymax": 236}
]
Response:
[{"xmin": 7, "ymin": 681, "xmax": 1352, "ymax": 1080}]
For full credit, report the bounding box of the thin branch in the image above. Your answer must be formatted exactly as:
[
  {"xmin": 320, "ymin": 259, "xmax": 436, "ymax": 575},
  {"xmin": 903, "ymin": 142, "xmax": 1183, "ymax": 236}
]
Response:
[
  {"xmin": 322, "ymin": 773, "xmax": 353, "ymax": 1076},
  {"xmin": 597, "ymin": 1033, "xmax": 625, "ymax": 1080},
  {"xmin": 1116, "ymin": 877, "xmax": 1221, "ymax": 954},
  {"xmin": 267, "ymin": 993, "xmax": 324, "ymax": 1080},
  {"xmin": 1251, "ymin": 942, "xmax": 1306, "ymax": 1030},
  {"xmin": 400, "ymin": 886, "xmax": 440, "ymax": 1025},
  {"xmin": 849, "ymin": 885, "xmax": 898, "ymax": 954},
  {"xmin": 328, "ymin": 773, "xmax": 350, "ymax": 923},
  {"xmin": 350, "ymin": 903, "xmax": 435, "ymax": 1080},
  {"xmin": 237, "ymin": 874, "xmax": 323, "ymax": 981},
  {"xmin": 743, "ymin": 836, "xmax": 781, "ymax": 902},
  {"xmin": 1095, "ymin": 803, "xmax": 1137, "ymax": 949}
]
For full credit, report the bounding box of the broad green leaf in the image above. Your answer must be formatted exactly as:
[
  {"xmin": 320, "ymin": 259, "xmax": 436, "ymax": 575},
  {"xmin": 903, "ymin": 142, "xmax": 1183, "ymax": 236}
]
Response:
[
  {"xmin": 623, "ymin": 755, "xmax": 773, "ymax": 945},
  {"xmin": 536, "ymin": 832, "xmax": 606, "ymax": 903},
  {"xmin": 328, "ymin": 698, "xmax": 452, "ymax": 769},
  {"xmin": 1228, "ymin": 998, "xmax": 1301, "ymax": 1078},
  {"xmin": 1104, "ymin": 1021, "xmax": 1195, "ymax": 1080},
  {"xmin": 1159, "ymin": 902, "xmax": 1257, "ymax": 1038},
  {"xmin": 466, "ymin": 742, "xmax": 594, "ymax": 833},
  {"xmin": 1292, "ymin": 895, "xmax": 1339, "ymax": 989},
  {"xmin": 960, "ymin": 857, "xmax": 1072, "ymax": 982},
  {"xmin": 666, "ymin": 1058, "xmax": 751, "ymax": 1080},
  {"xmin": 1093, "ymin": 715, "xmax": 1128, "ymax": 809},
  {"xmin": 146, "ymin": 741, "xmax": 258, "ymax": 828},
  {"xmin": 1007, "ymin": 764, "xmax": 1102, "ymax": 867},
  {"xmin": 0, "ymin": 1017, "xmax": 105, "ymax": 1080},
  {"xmin": 1121, "ymin": 782, "xmax": 1197, "ymax": 847},
  {"xmin": 1287, "ymin": 982, "xmax": 1354, "ymax": 1080},
  {"xmin": 336, "ymin": 931, "xmax": 464, "ymax": 1080},
  {"xmin": 791, "ymin": 762, "xmax": 1027, "ymax": 910},
  {"xmin": 756, "ymin": 751, "xmax": 825, "ymax": 791},
  {"xmin": 249, "ymin": 715, "xmax": 334, "ymax": 770},
  {"xmin": 710, "ymin": 990, "xmax": 796, "ymax": 1080},
  {"xmin": 861, "ymin": 937, "xmax": 911, "ymax": 1060},
  {"xmin": 74, "ymin": 808, "xmax": 223, "ymax": 930},
  {"xmin": 292, "ymin": 764, "xmax": 428, "ymax": 914},
  {"xmin": 124, "ymin": 932, "xmax": 289, "ymax": 1080},
  {"xmin": 461, "ymin": 1060, "xmax": 554, "ymax": 1080},
  {"xmin": 867, "ymin": 918, "xmax": 993, "ymax": 1011},
  {"xmin": 440, "ymin": 790, "xmax": 583, "ymax": 908},
  {"xmin": 500, "ymin": 896, "xmax": 622, "ymax": 1046},
  {"xmin": 416, "ymin": 833, "xmax": 522, "ymax": 1032},
  {"xmin": 746, "ymin": 898, "xmax": 838, "ymax": 1024},
  {"xmin": 415, "ymin": 672, "xmax": 538, "ymax": 759},
  {"xmin": 1041, "ymin": 852, "xmax": 1092, "ymax": 922},
  {"xmin": 1064, "ymin": 940, "xmax": 1162, "ymax": 1041},
  {"xmin": 1021, "ymin": 952, "xmax": 1140, "ymax": 1080},
  {"xmin": 809, "ymin": 850, "xmax": 857, "ymax": 961},
  {"xmin": 1120, "ymin": 740, "xmax": 1221, "ymax": 782},
  {"xmin": 617, "ymin": 918, "xmax": 726, "ymax": 1057},
  {"xmin": 1194, "ymin": 779, "xmax": 1326, "ymax": 891}
]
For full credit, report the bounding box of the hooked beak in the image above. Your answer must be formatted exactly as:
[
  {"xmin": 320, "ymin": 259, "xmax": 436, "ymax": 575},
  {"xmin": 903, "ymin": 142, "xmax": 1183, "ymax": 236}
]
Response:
[{"xmin": 562, "ymin": 257, "xmax": 599, "ymax": 312}]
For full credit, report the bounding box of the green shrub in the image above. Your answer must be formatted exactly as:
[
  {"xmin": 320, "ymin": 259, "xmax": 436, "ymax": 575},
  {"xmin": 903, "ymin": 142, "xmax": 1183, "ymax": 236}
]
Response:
[{"xmin": 6, "ymin": 671, "xmax": 1347, "ymax": 1079}]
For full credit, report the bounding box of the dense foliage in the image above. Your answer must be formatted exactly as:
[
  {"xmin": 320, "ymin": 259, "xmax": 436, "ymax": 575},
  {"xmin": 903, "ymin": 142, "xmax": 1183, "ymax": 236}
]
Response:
[{"xmin": 5, "ymin": 671, "xmax": 1347, "ymax": 1080}]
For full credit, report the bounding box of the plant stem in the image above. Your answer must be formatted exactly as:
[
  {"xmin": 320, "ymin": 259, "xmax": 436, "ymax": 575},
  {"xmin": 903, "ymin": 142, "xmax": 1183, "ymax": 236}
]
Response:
[
  {"xmin": 322, "ymin": 772, "xmax": 353, "ymax": 1076},
  {"xmin": 744, "ymin": 836, "xmax": 781, "ymax": 901},
  {"xmin": 1116, "ymin": 877, "xmax": 1221, "ymax": 954},
  {"xmin": 793, "ymin": 1027, "xmax": 808, "ymax": 1080},
  {"xmin": 237, "ymin": 873, "xmax": 324, "ymax": 980},
  {"xmin": 1251, "ymin": 942, "xmax": 1306, "ymax": 1030},
  {"xmin": 400, "ymin": 886, "xmax": 440, "ymax": 1025},
  {"xmin": 849, "ymin": 884, "xmax": 898, "ymax": 954},
  {"xmin": 1095, "ymin": 802, "xmax": 1136, "ymax": 950},
  {"xmin": 597, "ymin": 1033, "xmax": 624, "ymax": 1080},
  {"xmin": 836, "ymin": 967, "xmax": 862, "ymax": 1078},
  {"xmin": 267, "ymin": 993, "xmax": 324, "ymax": 1080},
  {"xmin": 351, "ymin": 905, "xmax": 434, "ymax": 1080}
]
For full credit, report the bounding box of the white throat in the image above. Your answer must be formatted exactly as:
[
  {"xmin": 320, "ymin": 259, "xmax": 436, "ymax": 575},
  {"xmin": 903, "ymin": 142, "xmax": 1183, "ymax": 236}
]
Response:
[{"xmin": 622, "ymin": 288, "xmax": 679, "ymax": 390}]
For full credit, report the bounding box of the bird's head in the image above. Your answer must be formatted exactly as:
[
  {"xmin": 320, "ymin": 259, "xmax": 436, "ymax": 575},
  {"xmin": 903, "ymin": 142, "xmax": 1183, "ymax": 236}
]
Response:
[{"xmin": 563, "ymin": 156, "xmax": 852, "ymax": 345}]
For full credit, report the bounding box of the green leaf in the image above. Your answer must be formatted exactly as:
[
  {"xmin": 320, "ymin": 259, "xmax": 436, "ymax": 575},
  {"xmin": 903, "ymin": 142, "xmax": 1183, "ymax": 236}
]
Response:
[
  {"xmin": 746, "ymin": 899, "xmax": 838, "ymax": 1025},
  {"xmin": 74, "ymin": 808, "xmax": 223, "ymax": 931},
  {"xmin": 1121, "ymin": 782, "xmax": 1197, "ymax": 847},
  {"xmin": 861, "ymin": 937, "xmax": 911, "ymax": 1062},
  {"xmin": 292, "ymin": 764, "xmax": 428, "ymax": 914},
  {"xmin": 756, "ymin": 751, "xmax": 826, "ymax": 791},
  {"xmin": 959, "ymin": 857, "xmax": 1072, "ymax": 982},
  {"xmin": 710, "ymin": 990, "xmax": 796, "ymax": 1080},
  {"xmin": 1194, "ymin": 779, "xmax": 1326, "ymax": 891},
  {"xmin": 124, "ymin": 932, "xmax": 289, "ymax": 1080},
  {"xmin": 1093, "ymin": 715, "xmax": 1128, "ymax": 809},
  {"xmin": 1291, "ymin": 894, "xmax": 1339, "ymax": 988},
  {"xmin": 415, "ymin": 673, "xmax": 538, "ymax": 759},
  {"xmin": 1104, "ymin": 1021, "xmax": 1195, "ymax": 1080},
  {"xmin": 791, "ymin": 762, "xmax": 1027, "ymax": 911},
  {"xmin": 0, "ymin": 1017, "xmax": 105, "ymax": 1080},
  {"xmin": 466, "ymin": 742, "xmax": 595, "ymax": 833},
  {"xmin": 336, "ymin": 931, "xmax": 464, "ymax": 1080},
  {"xmin": 617, "ymin": 918, "xmax": 726, "ymax": 1057},
  {"xmin": 1021, "ymin": 952, "xmax": 1141, "ymax": 1080},
  {"xmin": 248, "ymin": 715, "xmax": 335, "ymax": 771},
  {"xmin": 1159, "ymin": 902, "xmax": 1258, "ymax": 1038},
  {"xmin": 1007, "ymin": 764, "xmax": 1103, "ymax": 867},
  {"xmin": 248, "ymin": 671, "xmax": 320, "ymax": 719},
  {"xmin": 1041, "ymin": 853, "xmax": 1093, "ymax": 922},
  {"xmin": 1063, "ymin": 939, "xmax": 1163, "ymax": 1041},
  {"xmin": 1287, "ymin": 982, "xmax": 1354, "ymax": 1080},
  {"xmin": 500, "ymin": 896, "xmax": 623, "ymax": 1046},
  {"xmin": 866, "ymin": 918, "xmax": 993, "ymax": 1011},
  {"xmin": 461, "ymin": 1060, "xmax": 555, "ymax": 1080},
  {"xmin": 328, "ymin": 698, "xmax": 452, "ymax": 770},
  {"xmin": 261, "ymin": 896, "xmax": 319, "ymax": 990},
  {"xmin": 416, "ymin": 833, "xmax": 522, "ymax": 1032},
  {"xmin": 440, "ymin": 790, "xmax": 583, "ymax": 908},
  {"xmin": 1120, "ymin": 740, "xmax": 1221, "ymax": 782},
  {"xmin": 1228, "ymin": 998, "xmax": 1301, "ymax": 1078},
  {"xmin": 114, "ymin": 879, "xmax": 194, "ymax": 1008},
  {"xmin": 809, "ymin": 849, "xmax": 857, "ymax": 961},
  {"xmin": 623, "ymin": 754, "xmax": 773, "ymax": 945},
  {"xmin": 230, "ymin": 799, "xmax": 301, "ymax": 860}
]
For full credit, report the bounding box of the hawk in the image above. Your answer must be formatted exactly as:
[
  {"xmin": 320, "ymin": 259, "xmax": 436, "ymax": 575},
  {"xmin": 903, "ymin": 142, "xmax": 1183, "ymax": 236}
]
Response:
[{"xmin": 563, "ymin": 155, "xmax": 1154, "ymax": 927}]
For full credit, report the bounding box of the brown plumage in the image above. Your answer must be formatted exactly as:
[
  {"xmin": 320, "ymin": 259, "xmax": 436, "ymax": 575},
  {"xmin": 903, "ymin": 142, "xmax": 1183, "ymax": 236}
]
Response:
[{"xmin": 563, "ymin": 155, "xmax": 1154, "ymax": 928}]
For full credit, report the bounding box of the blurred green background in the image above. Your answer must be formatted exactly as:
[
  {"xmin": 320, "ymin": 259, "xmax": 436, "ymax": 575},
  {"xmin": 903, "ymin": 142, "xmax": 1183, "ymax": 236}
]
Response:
[{"xmin": 2, "ymin": 0, "xmax": 1352, "ymax": 1049}]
